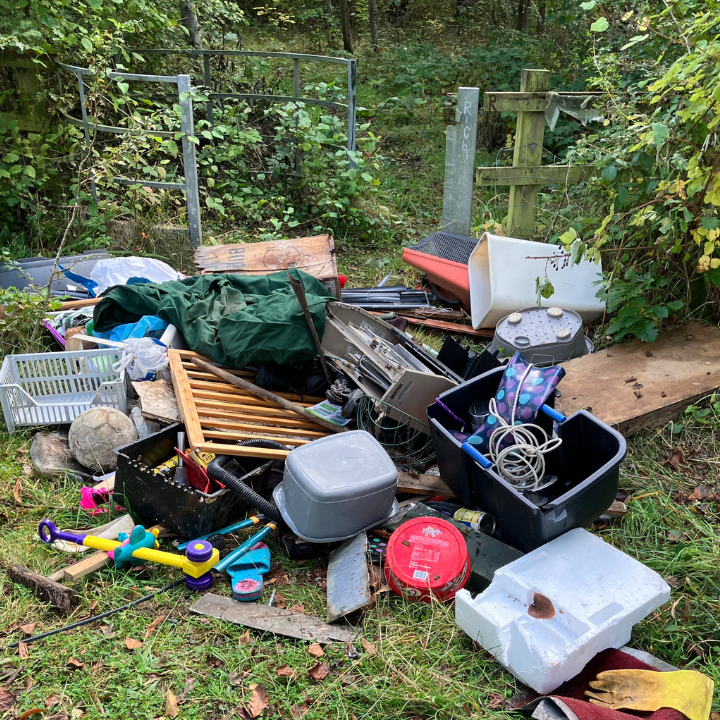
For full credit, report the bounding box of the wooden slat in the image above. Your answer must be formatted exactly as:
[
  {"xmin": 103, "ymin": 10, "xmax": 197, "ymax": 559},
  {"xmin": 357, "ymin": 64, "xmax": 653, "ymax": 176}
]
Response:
[
  {"xmin": 483, "ymin": 91, "xmax": 548, "ymax": 113},
  {"xmin": 197, "ymin": 418, "xmax": 327, "ymax": 438},
  {"xmin": 169, "ymin": 350, "xmax": 206, "ymax": 450},
  {"xmin": 196, "ymin": 442, "xmax": 290, "ymax": 460},
  {"xmin": 476, "ymin": 164, "xmax": 590, "ymax": 187},
  {"xmin": 395, "ymin": 315, "xmax": 494, "ymax": 339},
  {"xmin": 195, "ymin": 407, "xmax": 322, "ymax": 429},
  {"xmin": 195, "ymin": 397, "xmax": 317, "ymax": 422},
  {"xmin": 187, "ymin": 378, "xmax": 319, "ymax": 406},
  {"xmin": 396, "ymin": 472, "xmax": 455, "ymax": 497},
  {"xmin": 202, "ymin": 430, "xmax": 313, "ymax": 445}
]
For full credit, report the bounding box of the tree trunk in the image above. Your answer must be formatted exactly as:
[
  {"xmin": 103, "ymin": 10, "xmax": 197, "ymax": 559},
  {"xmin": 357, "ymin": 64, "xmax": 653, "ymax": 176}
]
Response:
[
  {"xmin": 537, "ymin": 0, "xmax": 546, "ymax": 33},
  {"xmin": 180, "ymin": 0, "xmax": 203, "ymax": 49},
  {"xmin": 516, "ymin": 0, "xmax": 528, "ymax": 31},
  {"xmin": 368, "ymin": 0, "xmax": 378, "ymax": 49},
  {"xmin": 325, "ymin": 0, "xmax": 333, "ymax": 18},
  {"xmin": 339, "ymin": 0, "xmax": 353, "ymax": 52}
]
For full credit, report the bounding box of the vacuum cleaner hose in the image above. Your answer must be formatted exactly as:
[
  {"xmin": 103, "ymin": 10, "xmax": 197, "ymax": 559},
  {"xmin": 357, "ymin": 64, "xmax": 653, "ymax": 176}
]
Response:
[{"xmin": 206, "ymin": 439, "xmax": 286, "ymax": 523}]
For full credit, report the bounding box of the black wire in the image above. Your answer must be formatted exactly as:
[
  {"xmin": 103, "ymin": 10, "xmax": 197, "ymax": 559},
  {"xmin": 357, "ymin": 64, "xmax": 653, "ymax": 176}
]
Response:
[{"xmin": 4, "ymin": 578, "xmax": 186, "ymax": 650}]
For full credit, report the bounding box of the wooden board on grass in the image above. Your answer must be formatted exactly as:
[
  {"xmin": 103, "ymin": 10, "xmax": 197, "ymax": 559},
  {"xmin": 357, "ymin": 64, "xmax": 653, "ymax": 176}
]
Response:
[
  {"xmin": 557, "ymin": 321, "xmax": 720, "ymax": 437},
  {"xmin": 194, "ymin": 235, "xmax": 340, "ymax": 299},
  {"xmin": 168, "ymin": 349, "xmax": 333, "ymax": 459}
]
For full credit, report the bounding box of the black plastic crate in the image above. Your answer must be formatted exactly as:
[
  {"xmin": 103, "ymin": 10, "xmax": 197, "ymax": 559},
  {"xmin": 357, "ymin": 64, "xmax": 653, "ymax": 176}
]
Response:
[
  {"xmin": 407, "ymin": 231, "xmax": 479, "ymax": 264},
  {"xmin": 114, "ymin": 423, "xmax": 268, "ymax": 539},
  {"xmin": 427, "ymin": 367, "xmax": 626, "ymax": 552}
]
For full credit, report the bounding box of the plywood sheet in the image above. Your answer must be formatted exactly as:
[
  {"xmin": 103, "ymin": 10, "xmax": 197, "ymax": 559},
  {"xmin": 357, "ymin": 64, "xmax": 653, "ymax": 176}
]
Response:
[
  {"xmin": 168, "ymin": 349, "xmax": 332, "ymax": 459},
  {"xmin": 194, "ymin": 235, "xmax": 340, "ymax": 298},
  {"xmin": 557, "ymin": 321, "xmax": 720, "ymax": 437},
  {"xmin": 132, "ymin": 379, "xmax": 180, "ymax": 424}
]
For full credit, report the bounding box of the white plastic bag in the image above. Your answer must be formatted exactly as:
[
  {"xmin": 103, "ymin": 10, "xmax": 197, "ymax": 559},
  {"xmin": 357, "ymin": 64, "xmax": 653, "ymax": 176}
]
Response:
[
  {"xmin": 90, "ymin": 257, "xmax": 183, "ymax": 295},
  {"xmin": 115, "ymin": 338, "xmax": 169, "ymax": 381}
]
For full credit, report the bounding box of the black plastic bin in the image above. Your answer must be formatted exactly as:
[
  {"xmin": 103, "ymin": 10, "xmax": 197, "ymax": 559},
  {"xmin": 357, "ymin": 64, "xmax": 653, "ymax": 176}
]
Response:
[
  {"xmin": 114, "ymin": 423, "xmax": 269, "ymax": 539},
  {"xmin": 427, "ymin": 367, "xmax": 626, "ymax": 552}
]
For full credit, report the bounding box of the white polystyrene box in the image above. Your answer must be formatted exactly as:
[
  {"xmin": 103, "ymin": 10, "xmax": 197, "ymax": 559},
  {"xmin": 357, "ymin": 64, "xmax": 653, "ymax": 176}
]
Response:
[{"xmin": 455, "ymin": 528, "xmax": 670, "ymax": 694}]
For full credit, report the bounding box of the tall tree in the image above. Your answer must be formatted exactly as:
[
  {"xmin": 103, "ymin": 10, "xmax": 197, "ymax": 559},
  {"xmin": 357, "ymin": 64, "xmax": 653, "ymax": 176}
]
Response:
[
  {"xmin": 368, "ymin": 0, "xmax": 378, "ymax": 49},
  {"xmin": 180, "ymin": 0, "xmax": 203, "ymax": 48},
  {"xmin": 339, "ymin": 0, "xmax": 353, "ymax": 52},
  {"xmin": 516, "ymin": 0, "xmax": 528, "ymax": 31}
]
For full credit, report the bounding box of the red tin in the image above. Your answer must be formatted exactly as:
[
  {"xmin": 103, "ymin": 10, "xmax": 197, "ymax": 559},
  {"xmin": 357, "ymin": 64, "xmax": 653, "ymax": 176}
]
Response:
[{"xmin": 384, "ymin": 517, "xmax": 470, "ymax": 603}]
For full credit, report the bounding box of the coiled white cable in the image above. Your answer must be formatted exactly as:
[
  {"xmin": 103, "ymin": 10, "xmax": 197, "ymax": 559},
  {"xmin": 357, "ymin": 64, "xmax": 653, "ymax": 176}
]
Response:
[{"xmin": 486, "ymin": 363, "xmax": 562, "ymax": 492}]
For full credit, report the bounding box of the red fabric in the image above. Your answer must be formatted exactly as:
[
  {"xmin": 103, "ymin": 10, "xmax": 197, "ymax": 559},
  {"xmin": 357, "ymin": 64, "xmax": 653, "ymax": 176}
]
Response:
[{"xmin": 550, "ymin": 649, "xmax": 684, "ymax": 720}]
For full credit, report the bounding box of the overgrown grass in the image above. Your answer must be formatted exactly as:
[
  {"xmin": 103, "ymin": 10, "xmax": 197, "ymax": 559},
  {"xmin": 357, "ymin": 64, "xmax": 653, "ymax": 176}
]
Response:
[{"xmin": 2, "ymin": 403, "xmax": 720, "ymax": 718}]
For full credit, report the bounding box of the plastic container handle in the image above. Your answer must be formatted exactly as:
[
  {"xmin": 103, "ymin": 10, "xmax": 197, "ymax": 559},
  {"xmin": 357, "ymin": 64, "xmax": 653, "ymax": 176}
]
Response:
[
  {"xmin": 461, "ymin": 442, "xmax": 493, "ymax": 468},
  {"xmin": 38, "ymin": 520, "xmax": 87, "ymax": 545},
  {"xmin": 540, "ymin": 404, "xmax": 566, "ymax": 423}
]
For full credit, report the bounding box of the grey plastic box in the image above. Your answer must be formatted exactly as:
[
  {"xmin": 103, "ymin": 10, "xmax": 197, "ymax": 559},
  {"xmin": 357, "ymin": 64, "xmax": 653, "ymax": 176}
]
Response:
[{"xmin": 273, "ymin": 430, "xmax": 398, "ymax": 542}]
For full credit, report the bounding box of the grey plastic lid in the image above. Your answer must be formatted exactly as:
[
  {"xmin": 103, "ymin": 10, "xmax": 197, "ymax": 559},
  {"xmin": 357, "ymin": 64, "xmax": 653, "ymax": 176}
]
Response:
[
  {"xmin": 283, "ymin": 430, "xmax": 397, "ymax": 503},
  {"xmin": 273, "ymin": 482, "xmax": 399, "ymax": 543}
]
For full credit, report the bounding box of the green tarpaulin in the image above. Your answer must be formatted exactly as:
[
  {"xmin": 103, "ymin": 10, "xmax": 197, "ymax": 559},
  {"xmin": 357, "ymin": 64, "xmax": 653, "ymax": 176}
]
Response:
[{"xmin": 93, "ymin": 270, "xmax": 335, "ymax": 370}]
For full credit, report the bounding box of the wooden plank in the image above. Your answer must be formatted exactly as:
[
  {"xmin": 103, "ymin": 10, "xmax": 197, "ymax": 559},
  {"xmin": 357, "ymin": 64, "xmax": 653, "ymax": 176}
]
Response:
[
  {"xmin": 196, "ymin": 442, "xmax": 290, "ymax": 460},
  {"xmin": 187, "ymin": 378, "xmax": 319, "ymax": 406},
  {"xmin": 196, "ymin": 407, "xmax": 322, "ymax": 429},
  {"xmin": 197, "ymin": 418, "xmax": 327, "ymax": 438},
  {"xmin": 191, "ymin": 593, "xmax": 358, "ymax": 642},
  {"xmin": 194, "ymin": 235, "xmax": 340, "ymax": 298},
  {"xmin": 484, "ymin": 91, "xmax": 547, "ymax": 113},
  {"xmin": 201, "ymin": 429, "xmax": 314, "ymax": 445},
  {"xmin": 60, "ymin": 550, "xmax": 111, "ymax": 582},
  {"xmin": 8, "ymin": 565, "xmax": 79, "ymax": 614},
  {"xmin": 60, "ymin": 297, "xmax": 101, "ymax": 310},
  {"xmin": 476, "ymin": 164, "xmax": 590, "ymax": 187},
  {"xmin": 195, "ymin": 398, "xmax": 319, "ymax": 423},
  {"xmin": 397, "ymin": 472, "xmax": 456, "ymax": 497},
  {"xmin": 169, "ymin": 350, "xmax": 206, "ymax": 450},
  {"xmin": 132, "ymin": 379, "xmax": 180, "ymax": 424},
  {"xmin": 396, "ymin": 315, "xmax": 494, "ymax": 339},
  {"xmin": 557, "ymin": 321, "xmax": 720, "ymax": 438},
  {"xmin": 507, "ymin": 70, "xmax": 551, "ymax": 238}
]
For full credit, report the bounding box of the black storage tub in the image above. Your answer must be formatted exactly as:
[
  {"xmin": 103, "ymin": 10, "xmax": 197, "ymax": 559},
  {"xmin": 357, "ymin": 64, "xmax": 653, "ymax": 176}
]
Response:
[{"xmin": 427, "ymin": 367, "xmax": 626, "ymax": 552}]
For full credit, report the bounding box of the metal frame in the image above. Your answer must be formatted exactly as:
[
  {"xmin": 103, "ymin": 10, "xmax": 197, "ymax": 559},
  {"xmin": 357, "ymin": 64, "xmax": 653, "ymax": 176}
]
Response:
[
  {"xmin": 56, "ymin": 61, "xmax": 202, "ymax": 247},
  {"xmin": 56, "ymin": 51, "xmax": 358, "ymax": 250},
  {"xmin": 129, "ymin": 48, "xmax": 357, "ymax": 154}
]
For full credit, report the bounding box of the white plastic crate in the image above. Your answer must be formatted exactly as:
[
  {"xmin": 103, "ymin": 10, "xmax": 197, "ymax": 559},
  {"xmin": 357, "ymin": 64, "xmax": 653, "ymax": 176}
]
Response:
[{"xmin": 0, "ymin": 349, "xmax": 128, "ymax": 433}]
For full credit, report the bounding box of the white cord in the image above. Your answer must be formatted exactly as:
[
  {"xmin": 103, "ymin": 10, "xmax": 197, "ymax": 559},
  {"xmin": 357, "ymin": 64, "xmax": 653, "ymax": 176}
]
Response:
[{"xmin": 486, "ymin": 363, "xmax": 562, "ymax": 492}]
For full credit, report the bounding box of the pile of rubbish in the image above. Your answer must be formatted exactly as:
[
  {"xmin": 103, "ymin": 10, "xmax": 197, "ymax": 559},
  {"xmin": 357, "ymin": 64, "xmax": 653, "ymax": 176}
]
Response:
[{"xmin": 0, "ymin": 237, "xmax": 713, "ymax": 716}]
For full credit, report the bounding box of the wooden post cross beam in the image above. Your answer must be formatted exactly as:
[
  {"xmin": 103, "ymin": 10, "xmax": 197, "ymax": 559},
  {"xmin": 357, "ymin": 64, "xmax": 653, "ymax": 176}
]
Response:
[{"xmin": 477, "ymin": 69, "xmax": 593, "ymax": 238}]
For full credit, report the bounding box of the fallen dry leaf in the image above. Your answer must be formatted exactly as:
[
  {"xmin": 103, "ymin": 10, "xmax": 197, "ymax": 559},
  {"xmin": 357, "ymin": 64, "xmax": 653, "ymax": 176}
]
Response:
[
  {"xmin": 307, "ymin": 662, "xmax": 329, "ymax": 682},
  {"xmin": 360, "ymin": 638, "xmax": 376, "ymax": 657},
  {"xmin": 689, "ymin": 485, "xmax": 717, "ymax": 502},
  {"xmin": 266, "ymin": 566, "xmax": 290, "ymax": 587},
  {"xmin": 17, "ymin": 707, "xmax": 44, "ymax": 720},
  {"xmin": 145, "ymin": 615, "xmax": 165, "ymax": 639},
  {"xmin": 165, "ymin": 689, "xmax": 180, "ymax": 718},
  {"xmin": 18, "ymin": 642, "xmax": 29, "ymax": 659},
  {"xmin": 0, "ymin": 688, "xmax": 15, "ymax": 713},
  {"xmin": 246, "ymin": 684, "xmax": 269, "ymax": 718},
  {"xmin": 71, "ymin": 709, "xmax": 84, "ymax": 719},
  {"xmin": 307, "ymin": 643, "xmax": 324, "ymax": 658},
  {"xmin": 13, "ymin": 478, "xmax": 22, "ymax": 504},
  {"xmin": 288, "ymin": 603, "xmax": 305, "ymax": 614},
  {"xmin": 91, "ymin": 659, "xmax": 104, "ymax": 676},
  {"xmin": 177, "ymin": 676, "xmax": 195, "ymax": 703},
  {"xmin": 662, "ymin": 449, "xmax": 688, "ymax": 473},
  {"xmin": 45, "ymin": 694, "xmax": 62, "ymax": 708},
  {"xmin": 229, "ymin": 671, "xmax": 248, "ymax": 686},
  {"xmin": 276, "ymin": 665, "xmax": 295, "ymax": 678},
  {"xmin": 20, "ymin": 623, "xmax": 36, "ymax": 636},
  {"xmin": 291, "ymin": 703, "xmax": 309, "ymax": 718},
  {"xmin": 487, "ymin": 692, "xmax": 504, "ymax": 709},
  {"xmin": 273, "ymin": 593, "xmax": 286, "ymax": 609},
  {"xmin": 238, "ymin": 629, "xmax": 252, "ymax": 645},
  {"xmin": 100, "ymin": 624, "xmax": 114, "ymax": 638},
  {"xmin": 66, "ymin": 657, "xmax": 84, "ymax": 669},
  {"xmin": 124, "ymin": 638, "xmax": 143, "ymax": 650},
  {"xmin": 89, "ymin": 600, "xmax": 98, "ymax": 611}
]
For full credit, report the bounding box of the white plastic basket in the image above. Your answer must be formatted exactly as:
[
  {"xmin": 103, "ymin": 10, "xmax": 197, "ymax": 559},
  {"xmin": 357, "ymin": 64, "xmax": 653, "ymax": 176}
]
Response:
[{"xmin": 0, "ymin": 349, "xmax": 128, "ymax": 433}]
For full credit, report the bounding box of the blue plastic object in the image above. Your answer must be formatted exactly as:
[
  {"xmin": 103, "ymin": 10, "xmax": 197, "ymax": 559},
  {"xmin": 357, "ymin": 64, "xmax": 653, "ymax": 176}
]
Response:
[
  {"xmin": 227, "ymin": 543, "xmax": 271, "ymax": 602},
  {"xmin": 93, "ymin": 315, "xmax": 168, "ymax": 342},
  {"xmin": 214, "ymin": 523, "xmax": 277, "ymax": 573},
  {"xmin": 176, "ymin": 516, "xmax": 260, "ymax": 551},
  {"xmin": 461, "ymin": 442, "xmax": 493, "ymax": 468},
  {"xmin": 540, "ymin": 404, "xmax": 566, "ymax": 423}
]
